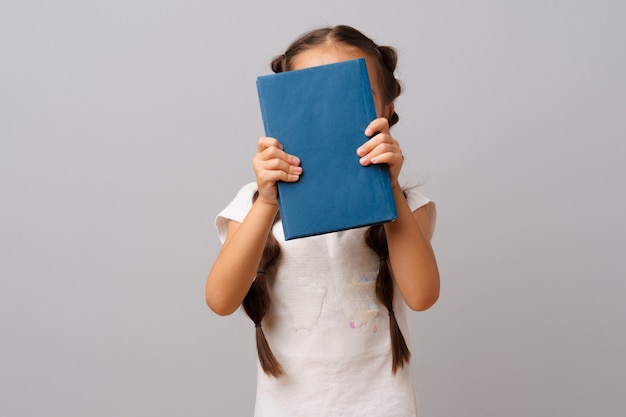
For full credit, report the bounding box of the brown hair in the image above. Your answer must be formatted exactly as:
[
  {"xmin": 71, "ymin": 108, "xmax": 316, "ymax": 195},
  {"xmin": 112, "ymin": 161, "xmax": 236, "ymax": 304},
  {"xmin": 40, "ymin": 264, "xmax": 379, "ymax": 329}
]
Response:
[
  {"xmin": 241, "ymin": 203, "xmax": 284, "ymax": 377},
  {"xmin": 243, "ymin": 25, "xmax": 409, "ymax": 377},
  {"xmin": 271, "ymin": 25, "xmax": 403, "ymax": 126}
]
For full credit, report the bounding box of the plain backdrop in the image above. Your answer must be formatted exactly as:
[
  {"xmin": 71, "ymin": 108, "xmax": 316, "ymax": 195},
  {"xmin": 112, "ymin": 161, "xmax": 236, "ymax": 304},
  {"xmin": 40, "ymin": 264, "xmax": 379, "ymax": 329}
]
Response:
[{"xmin": 1, "ymin": 1, "xmax": 625, "ymax": 416}]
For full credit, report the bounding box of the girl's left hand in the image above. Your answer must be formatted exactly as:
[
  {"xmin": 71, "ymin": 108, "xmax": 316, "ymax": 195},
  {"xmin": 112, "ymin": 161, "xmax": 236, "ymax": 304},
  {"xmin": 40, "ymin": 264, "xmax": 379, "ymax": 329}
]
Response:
[{"xmin": 357, "ymin": 117, "xmax": 403, "ymax": 187}]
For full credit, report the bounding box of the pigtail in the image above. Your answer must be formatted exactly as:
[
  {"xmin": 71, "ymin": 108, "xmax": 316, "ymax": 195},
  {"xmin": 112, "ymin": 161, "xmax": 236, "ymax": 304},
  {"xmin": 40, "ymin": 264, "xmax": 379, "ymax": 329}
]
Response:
[
  {"xmin": 241, "ymin": 192, "xmax": 284, "ymax": 377},
  {"xmin": 365, "ymin": 224, "xmax": 411, "ymax": 374},
  {"xmin": 271, "ymin": 54, "xmax": 288, "ymax": 73},
  {"xmin": 376, "ymin": 45, "xmax": 402, "ymax": 127}
]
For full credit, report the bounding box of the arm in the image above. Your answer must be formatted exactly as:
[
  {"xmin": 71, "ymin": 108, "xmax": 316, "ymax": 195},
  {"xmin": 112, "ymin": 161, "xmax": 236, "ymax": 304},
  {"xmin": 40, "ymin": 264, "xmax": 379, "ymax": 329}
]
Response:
[
  {"xmin": 385, "ymin": 187, "xmax": 440, "ymax": 311},
  {"xmin": 205, "ymin": 202, "xmax": 277, "ymax": 316},
  {"xmin": 205, "ymin": 137, "xmax": 302, "ymax": 316},
  {"xmin": 358, "ymin": 118, "xmax": 440, "ymax": 311}
]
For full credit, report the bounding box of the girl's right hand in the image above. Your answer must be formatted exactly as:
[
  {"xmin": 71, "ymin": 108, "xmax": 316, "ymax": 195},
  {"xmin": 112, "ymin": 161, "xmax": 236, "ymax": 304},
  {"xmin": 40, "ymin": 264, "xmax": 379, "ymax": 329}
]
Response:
[{"xmin": 252, "ymin": 137, "xmax": 302, "ymax": 205}]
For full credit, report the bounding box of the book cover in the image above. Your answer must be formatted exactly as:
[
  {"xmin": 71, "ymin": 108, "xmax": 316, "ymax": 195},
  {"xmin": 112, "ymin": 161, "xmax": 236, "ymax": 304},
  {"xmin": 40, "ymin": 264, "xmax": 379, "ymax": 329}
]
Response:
[{"xmin": 256, "ymin": 58, "xmax": 397, "ymax": 240}]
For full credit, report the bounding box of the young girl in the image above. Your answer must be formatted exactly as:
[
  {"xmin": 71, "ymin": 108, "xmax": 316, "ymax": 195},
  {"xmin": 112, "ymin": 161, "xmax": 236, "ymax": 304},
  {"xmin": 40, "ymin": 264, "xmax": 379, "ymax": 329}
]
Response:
[{"xmin": 206, "ymin": 25, "xmax": 440, "ymax": 417}]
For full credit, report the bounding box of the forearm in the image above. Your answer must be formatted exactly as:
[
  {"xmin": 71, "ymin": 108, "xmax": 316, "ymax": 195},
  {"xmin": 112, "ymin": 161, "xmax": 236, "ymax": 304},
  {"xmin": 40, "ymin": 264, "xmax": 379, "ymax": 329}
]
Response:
[
  {"xmin": 206, "ymin": 200, "xmax": 279, "ymax": 315},
  {"xmin": 384, "ymin": 184, "xmax": 440, "ymax": 311}
]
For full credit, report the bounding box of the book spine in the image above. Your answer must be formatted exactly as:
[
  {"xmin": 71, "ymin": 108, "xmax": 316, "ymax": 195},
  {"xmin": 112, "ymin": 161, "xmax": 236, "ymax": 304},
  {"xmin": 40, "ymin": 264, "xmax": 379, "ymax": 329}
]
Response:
[
  {"xmin": 256, "ymin": 79, "xmax": 271, "ymax": 136},
  {"xmin": 358, "ymin": 59, "xmax": 397, "ymax": 220},
  {"xmin": 256, "ymin": 77, "xmax": 293, "ymax": 239}
]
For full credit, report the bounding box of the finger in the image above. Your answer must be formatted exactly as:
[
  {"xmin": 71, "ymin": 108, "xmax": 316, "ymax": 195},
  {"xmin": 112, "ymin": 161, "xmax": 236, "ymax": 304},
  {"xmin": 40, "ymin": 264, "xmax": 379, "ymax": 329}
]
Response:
[
  {"xmin": 257, "ymin": 166, "xmax": 302, "ymax": 184},
  {"xmin": 359, "ymin": 142, "xmax": 397, "ymax": 166},
  {"xmin": 368, "ymin": 149, "xmax": 404, "ymax": 166},
  {"xmin": 256, "ymin": 160, "xmax": 303, "ymax": 183},
  {"xmin": 257, "ymin": 136, "xmax": 283, "ymax": 153},
  {"xmin": 257, "ymin": 155, "xmax": 302, "ymax": 174},
  {"xmin": 256, "ymin": 140, "xmax": 301, "ymax": 166},
  {"xmin": 253, "ymin": 151, "xmax": 302, "ymax": 184},
  {"xmin": 364, "ymin": 117, "xmax": 390, "ymax": 137},
  {"xmin": 357, "ymin": 131, "xmax": 396, "ymax": 158}
]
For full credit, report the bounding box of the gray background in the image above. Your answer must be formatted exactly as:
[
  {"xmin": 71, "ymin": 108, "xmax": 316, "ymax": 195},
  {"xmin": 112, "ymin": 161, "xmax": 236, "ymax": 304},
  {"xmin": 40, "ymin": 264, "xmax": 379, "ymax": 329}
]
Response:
[{"xmin": 1, "ymin": 1, "xmax": 624, "ymax": 416}]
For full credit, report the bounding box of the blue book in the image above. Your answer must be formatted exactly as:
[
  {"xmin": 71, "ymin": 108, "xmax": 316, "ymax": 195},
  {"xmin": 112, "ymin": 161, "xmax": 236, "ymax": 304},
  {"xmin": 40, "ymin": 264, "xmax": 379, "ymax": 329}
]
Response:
[{"xmin": 256, "ymin": 58, "xmax": 397, "ymax": 240}]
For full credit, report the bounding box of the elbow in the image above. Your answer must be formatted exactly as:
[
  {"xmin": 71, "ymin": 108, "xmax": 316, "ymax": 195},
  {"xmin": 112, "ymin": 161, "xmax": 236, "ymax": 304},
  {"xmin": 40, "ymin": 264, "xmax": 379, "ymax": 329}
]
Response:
[
  {"xmin": 206, "ymin": 296, "xmax": 238, "ymax": 316},
  {"xmin": 206, "ymin": 270, "xmax": 240, "ymax": 316},
  {"xmin": 205, "ymin": 289, "xmax": 239, "ymax": 317},
  {"xmin": 406, "ymin": 288, "xmax": 440, "ymax": 312},
  {"xmin": 406, "ymin": 265, "xmax": 440, "ymax": 312},
  {"xmin": 210, "ymin": 306, "xmax": 237, "ymax": 317}
]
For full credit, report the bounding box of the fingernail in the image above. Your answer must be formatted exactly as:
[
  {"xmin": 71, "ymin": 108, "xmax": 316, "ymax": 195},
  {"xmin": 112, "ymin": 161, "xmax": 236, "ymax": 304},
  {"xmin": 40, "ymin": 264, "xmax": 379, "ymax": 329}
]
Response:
[{"xmin": 356, "ymin": 147, "xmax": 365, "ymax": 156}]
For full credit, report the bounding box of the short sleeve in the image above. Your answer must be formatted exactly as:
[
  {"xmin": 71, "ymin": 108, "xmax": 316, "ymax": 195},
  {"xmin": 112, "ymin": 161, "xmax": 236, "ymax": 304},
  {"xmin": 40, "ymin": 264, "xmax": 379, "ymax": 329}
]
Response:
[
  {"xmin": 215, "ymin": 182, "xmax": 258, "ymax": 243},
  {"xmin": 405, "ymin": 186, "xmax": 432, "ymax": 212}
]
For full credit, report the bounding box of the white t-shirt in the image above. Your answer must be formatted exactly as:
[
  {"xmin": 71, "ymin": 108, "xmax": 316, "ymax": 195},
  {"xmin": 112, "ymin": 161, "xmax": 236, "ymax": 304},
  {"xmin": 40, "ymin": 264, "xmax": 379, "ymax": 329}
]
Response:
[{"xmin": 216, "ymin": 182, "xmax": 431, "ymax": 417}]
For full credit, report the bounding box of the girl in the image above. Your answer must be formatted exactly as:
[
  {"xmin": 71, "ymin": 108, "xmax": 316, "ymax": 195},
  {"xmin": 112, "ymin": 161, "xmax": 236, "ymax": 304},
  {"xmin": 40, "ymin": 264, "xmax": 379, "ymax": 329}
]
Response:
[{"xmin": 206, "ymin": 25, "xmax": 440, "ymax": 417}]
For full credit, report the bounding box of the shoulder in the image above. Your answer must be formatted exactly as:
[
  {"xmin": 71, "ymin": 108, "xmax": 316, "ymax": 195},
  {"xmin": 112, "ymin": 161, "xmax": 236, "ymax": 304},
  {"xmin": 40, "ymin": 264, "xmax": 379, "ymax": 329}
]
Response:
[
  {"xmin": 404, "ymin": 186, "xmax": 432, "ymax": 212},
  {"xmin": 230, "ymin": 182, "xmax": 258, "ymax": 204},
  {"xmin": 404, "ymin": 186, "xmax": 436, "ymax": 239},
  {"xmin": 215, "ymin": 182, "xmax": 257, "ymax": 243}
]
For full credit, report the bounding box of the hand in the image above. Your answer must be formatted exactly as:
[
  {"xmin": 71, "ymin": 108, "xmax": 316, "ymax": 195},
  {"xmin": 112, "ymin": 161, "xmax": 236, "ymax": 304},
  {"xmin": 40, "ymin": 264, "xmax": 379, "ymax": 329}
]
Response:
[
  {"xmin": 357, "ymin": 118, "xmax": 404, "ymax": 187},
  {"xmin": 252, "ymin": 137, "xmax": 302, "ymax": 205}
]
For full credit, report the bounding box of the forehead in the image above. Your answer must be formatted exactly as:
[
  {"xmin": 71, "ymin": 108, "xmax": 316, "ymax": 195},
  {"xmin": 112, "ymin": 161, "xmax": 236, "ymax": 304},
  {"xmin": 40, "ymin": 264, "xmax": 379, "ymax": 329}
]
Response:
[{"xmin": 290, "ymin": 44, "xmax": 381, "ymax": 89}]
